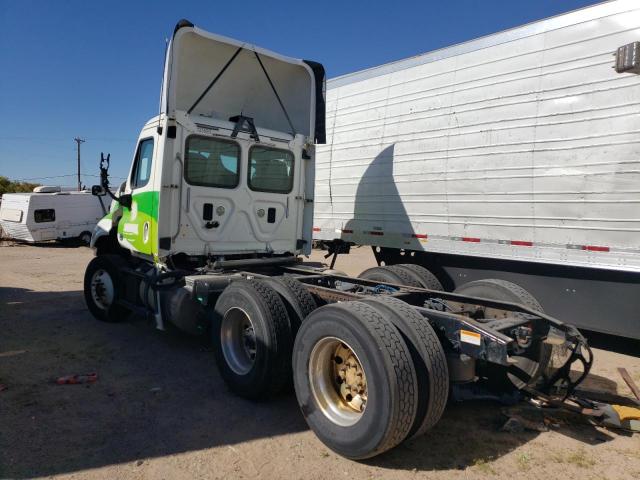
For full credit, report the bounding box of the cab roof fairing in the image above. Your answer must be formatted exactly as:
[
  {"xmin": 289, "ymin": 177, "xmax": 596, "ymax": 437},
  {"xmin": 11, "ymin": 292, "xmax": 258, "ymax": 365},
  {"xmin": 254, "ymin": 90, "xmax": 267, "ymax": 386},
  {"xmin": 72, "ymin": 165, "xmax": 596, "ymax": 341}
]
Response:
[{"xmin": 160, "ymin": 21, "xmax": 326, "ymax": 144}]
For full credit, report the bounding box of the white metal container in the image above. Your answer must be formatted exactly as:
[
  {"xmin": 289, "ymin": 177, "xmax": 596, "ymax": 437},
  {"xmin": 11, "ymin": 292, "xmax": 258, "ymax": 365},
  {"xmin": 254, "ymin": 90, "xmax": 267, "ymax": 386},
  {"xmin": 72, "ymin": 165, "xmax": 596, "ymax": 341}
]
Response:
[{"xmin": 315, "ymin": 0, "xmax": 640, "ymax": 273}]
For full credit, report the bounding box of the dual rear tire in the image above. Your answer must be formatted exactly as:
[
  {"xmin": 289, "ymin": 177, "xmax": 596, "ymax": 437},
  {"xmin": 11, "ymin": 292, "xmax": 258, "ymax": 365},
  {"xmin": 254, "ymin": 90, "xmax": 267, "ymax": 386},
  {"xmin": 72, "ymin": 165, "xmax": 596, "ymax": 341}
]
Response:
[
  {"xmin": 292, "ymin": 299, "xmax": 449, "ymax": 459},
  {"xmin": 358, "ymin": 264, "xmax": 443, "ymax": 290},
  {"xmin": 210, "ymin": 276, "xmax": 449, "ymax": 459}
]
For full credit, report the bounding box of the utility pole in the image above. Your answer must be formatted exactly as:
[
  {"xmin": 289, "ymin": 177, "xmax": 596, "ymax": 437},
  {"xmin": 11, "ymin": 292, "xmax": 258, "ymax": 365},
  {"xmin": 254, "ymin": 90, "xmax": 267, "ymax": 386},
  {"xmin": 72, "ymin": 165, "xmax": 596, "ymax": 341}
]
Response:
[{"xmin": 74, "ymin": 137, "xmax": 85, "ymax": 191}]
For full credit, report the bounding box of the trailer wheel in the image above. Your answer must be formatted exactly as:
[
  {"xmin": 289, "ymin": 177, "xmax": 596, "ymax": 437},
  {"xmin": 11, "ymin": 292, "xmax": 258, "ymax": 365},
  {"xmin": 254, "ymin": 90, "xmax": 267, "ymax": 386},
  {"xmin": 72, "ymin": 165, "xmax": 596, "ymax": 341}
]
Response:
[
  {"xmin": 83, "ymin": 254, "xmax": 130, "ymax": 322},
  {"xmin": 360, "ymin": 296, "xmax": 449, "ymax": 438},
  {"xmin": 211, "ymin": 279, "xmax": 293, "ymax": 400},
  {"xmin": 454, "ymin": 279, "xmax": 551, "ymax": 389},
  {"xmin": 262, "ymin": 275, "xmax": 317, "ymax": 332},
  {"xmin": 358, "ymin": 265, "xmax": 421, "ymax": 287},
  {"xmin": 394, "ymin": 264, "xmax": 443, "ymax": 290},
  {"xmin": 78, "ymin": 231, "xmax": 92, "ymax": 246},
  {"xmin": 293, "ymin": 301, "xmax": 418, "ymax": 459}
]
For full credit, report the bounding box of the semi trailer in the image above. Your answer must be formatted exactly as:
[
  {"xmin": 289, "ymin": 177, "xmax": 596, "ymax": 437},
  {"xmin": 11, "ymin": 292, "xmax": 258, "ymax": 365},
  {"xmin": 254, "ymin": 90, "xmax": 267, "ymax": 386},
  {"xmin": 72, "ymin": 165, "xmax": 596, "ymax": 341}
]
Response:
[
  {"xmin": 314, "ymin": 0, "xmax": 640, "ymax": 341},
  {"xmin": 85, "ymin": 19, "xmax": 592, "ymax": 459}
]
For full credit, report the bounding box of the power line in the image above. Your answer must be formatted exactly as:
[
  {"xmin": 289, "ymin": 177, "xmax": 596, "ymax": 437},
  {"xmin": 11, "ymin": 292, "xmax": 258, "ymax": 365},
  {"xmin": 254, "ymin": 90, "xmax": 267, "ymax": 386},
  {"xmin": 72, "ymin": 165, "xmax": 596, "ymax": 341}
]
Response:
[
  {"xmin": 0, "ymin": 136, "xmax": 137, "ymax": 142},
  {"xmin": 12, "ymin": 173, "xmax": 126, "ymax": 182}
]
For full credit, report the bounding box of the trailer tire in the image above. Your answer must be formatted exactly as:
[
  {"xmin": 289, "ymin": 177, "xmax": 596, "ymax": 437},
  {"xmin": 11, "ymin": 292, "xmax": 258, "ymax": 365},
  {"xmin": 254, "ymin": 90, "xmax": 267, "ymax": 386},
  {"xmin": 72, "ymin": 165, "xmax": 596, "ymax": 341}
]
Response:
[
  {"xmin": 454, "ymin": 279, "xmax": 551, "ymax": 389},
  {"xmin": 358, "ymin": 266, "xmax": 420, "ymax": 287},
  {"xmin": 360, "ymin": 296, "xmax": 449, "ymax": 438},
  {"xmin": 293, "ymin": 301, "xmax": 418, "ymax": 459},
  {"xmin": 78, "ymin": 231, "xmax": 92, "ymax": 246},
  {"xmin": 211, "ymin": 279, "xmax": 293, "ymax": 400},
  {"xmin": 262, "ymin": 275, "xmax": 317, "ymax": 332},
  {"xmin": 83, "ymin": 254, "xmax": 130, "ymax": 322},
  {"xmin": 393, "ymin": 264, "xmax": 443, "ymax": 291}
]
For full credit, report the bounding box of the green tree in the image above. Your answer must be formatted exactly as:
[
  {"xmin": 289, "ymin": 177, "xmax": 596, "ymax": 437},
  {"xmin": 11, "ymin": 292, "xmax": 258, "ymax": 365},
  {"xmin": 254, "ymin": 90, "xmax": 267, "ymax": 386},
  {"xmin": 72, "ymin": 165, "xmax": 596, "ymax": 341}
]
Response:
[{"xmin": 0, "ymin": 176, "xmax": 40, "ymax": 195}]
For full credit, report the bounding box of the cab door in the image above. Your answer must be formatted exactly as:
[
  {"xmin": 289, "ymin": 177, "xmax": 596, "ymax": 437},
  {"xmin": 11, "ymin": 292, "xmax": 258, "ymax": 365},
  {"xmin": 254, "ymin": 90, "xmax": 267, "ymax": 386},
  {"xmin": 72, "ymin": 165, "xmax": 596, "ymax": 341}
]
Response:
[{"xmin": 118, "ymin": 136, "xmax": 157, "ymax": 255}]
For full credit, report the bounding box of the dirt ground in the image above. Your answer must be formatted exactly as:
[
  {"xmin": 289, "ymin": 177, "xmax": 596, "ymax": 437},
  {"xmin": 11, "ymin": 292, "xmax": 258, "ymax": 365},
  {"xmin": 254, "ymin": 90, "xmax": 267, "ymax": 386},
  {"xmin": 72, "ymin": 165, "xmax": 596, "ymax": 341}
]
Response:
[{"xmin": 1, "ymin": 243, "xmax": 639, "ymax": 480}]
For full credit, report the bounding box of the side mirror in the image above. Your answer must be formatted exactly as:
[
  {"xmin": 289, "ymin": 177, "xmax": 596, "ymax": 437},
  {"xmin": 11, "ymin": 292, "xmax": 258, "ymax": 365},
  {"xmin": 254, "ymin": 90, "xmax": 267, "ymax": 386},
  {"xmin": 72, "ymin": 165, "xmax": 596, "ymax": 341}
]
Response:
[
  {"xmin": 119, "ymin": 193, "xmax": 133, "ymax": 209},
  {"xmin": 91, "ymin": 185, "xmax": 106, "ymax": 196}
]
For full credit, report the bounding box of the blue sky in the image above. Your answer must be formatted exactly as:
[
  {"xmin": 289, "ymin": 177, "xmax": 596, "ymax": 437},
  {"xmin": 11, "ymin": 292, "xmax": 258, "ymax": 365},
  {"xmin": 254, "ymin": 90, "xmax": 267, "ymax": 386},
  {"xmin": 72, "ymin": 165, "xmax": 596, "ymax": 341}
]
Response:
[{"xmin": 0, "ymin": 0, "xmax": 598, "ymax": 185}]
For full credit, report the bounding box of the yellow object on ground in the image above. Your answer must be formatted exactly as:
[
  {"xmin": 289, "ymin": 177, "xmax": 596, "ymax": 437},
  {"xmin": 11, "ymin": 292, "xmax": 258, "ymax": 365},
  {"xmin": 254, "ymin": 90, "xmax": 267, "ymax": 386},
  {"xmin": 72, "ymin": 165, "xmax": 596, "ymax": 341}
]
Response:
[{"xmin": 612, "ymin": 405, "xmax": 640, "ymax": 422}]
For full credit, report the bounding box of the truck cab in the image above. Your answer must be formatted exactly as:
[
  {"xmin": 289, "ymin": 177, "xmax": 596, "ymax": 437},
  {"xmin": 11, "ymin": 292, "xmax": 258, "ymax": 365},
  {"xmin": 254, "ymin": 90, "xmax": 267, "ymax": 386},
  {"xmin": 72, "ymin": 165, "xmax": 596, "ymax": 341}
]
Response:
[{"xmin": 93, "ymin": 20, "xmax": 325, "ymax": 264}]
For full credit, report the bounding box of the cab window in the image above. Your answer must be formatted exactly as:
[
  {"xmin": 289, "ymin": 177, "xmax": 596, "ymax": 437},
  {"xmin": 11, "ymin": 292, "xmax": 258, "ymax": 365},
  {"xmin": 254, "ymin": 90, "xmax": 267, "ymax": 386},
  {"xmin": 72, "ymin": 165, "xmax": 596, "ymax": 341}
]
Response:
[
  {"xmin": 185, "ymin": 136, "xmax": 240, "ymax": 188},
  {"xmin": 248, "ymin": 147, "xmax": 294, "ymax": 194},
  {"xmin": 131, "ymin": 138, "xmax": 154, "ymax": 189}
]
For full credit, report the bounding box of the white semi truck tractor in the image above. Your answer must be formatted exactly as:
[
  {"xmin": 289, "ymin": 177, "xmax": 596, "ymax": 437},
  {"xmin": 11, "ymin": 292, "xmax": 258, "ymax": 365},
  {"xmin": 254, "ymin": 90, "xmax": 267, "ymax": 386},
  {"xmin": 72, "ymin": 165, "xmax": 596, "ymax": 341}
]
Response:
[{"xmin": 84, "ymin": 20, "xmax": 592, "ymax": 459}]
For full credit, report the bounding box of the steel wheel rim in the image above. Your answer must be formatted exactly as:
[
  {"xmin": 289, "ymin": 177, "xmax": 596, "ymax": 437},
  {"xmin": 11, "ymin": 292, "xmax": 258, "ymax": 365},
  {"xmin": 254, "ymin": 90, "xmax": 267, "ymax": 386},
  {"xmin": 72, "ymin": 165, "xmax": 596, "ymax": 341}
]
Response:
[
  {"xmin": 221, "ymin": 307, "xmax": 257, "ymax": 375},
  {"xmin": 90, "ymin": 269, "xmax": 114, "ymax": 310},
  {"xmin": 308, "ymin": 336, "xmax": 368, "ymax": 427}
]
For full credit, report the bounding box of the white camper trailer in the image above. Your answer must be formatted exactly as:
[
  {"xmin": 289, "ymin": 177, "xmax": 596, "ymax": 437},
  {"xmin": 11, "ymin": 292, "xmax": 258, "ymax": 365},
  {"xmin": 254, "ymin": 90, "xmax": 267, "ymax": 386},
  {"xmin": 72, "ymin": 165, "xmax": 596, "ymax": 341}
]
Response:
[
  {"xmin": 0, "ymin": 187, "xmax": 106, "ymax": 243},
  {"xmin": 314, "ymin": 0, "xmax": 640, "ymax": 340}
]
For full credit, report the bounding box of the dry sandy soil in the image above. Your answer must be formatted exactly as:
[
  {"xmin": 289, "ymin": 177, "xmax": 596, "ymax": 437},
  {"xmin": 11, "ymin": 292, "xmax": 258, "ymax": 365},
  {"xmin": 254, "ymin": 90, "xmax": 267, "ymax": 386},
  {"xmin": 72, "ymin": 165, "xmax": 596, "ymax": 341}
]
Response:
[{"xmin": 1, "ymin": 242, "xmax": 639, "ymax": 480}]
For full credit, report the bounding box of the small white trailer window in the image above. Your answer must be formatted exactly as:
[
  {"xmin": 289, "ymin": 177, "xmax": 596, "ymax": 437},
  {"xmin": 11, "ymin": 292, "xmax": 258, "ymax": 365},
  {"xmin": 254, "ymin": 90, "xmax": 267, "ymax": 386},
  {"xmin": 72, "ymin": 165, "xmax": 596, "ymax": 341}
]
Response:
[
  {"xmin": 248, "ymin": 147, "xmax": 294, "ymax": 194},
  {"xmin": 185, "ymin": 136, "xmax": 240, "ymax": 188},
  {"xmin": 34, "ymin": 209, "xmax": 55, "ymax": 223}
]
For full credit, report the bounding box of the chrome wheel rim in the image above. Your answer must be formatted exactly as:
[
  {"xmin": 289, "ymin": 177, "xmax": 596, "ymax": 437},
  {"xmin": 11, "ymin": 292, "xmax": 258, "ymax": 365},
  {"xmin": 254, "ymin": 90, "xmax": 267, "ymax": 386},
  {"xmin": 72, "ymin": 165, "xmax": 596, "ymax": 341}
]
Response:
[
  {"xmin": 308, "ymin": 337, "xmax": 368, "ymax": 427},
  {"xmin": 220, "ymin": 307, "xmax": 257, "ymax": 375},
  {"xmin": 90, "ymin": 269, "xmax": 114, "ymax": 310}
]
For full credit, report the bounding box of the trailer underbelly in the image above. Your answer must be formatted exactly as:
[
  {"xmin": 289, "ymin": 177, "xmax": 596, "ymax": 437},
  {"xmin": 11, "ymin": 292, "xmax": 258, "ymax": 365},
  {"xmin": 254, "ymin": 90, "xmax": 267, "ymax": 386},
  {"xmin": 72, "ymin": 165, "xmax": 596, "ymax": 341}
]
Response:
[{"xmin": 372, "ymin": 247, "xmax": 640, "ymax": 340}]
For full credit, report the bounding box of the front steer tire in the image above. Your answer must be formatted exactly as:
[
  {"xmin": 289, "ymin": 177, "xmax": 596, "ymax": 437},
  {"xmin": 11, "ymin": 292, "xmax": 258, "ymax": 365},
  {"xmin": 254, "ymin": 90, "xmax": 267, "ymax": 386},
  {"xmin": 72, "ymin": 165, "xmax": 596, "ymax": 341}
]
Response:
[
  {"xmin": 211, "ymin": 279, "xmax": 293, "ymax": 400},
  {"xmin": 83, "ymin": 254, "xmax": 130, "ymax": 323},
  {"xmin": 293, "ymin": 301, "xmax": 418, "ymax": 459}
]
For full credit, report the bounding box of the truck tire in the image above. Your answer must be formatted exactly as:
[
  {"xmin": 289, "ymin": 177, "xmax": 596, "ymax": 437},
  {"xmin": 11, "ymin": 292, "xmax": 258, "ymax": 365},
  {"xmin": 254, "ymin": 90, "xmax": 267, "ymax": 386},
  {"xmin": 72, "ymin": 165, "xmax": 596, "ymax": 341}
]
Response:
[
  {"xmin": 358, "ymin": 265, "xmax": 421, "ymax": 287},
  {"xmin": 394, "ymin": 264, "xmax": 443, "ymax": 291},
  {"xmin": 262, "ymin": 275, "xmax": 317, "ymax": 333},
  {"xmin": 292, "ymin": 301, "xmax": 418, "ymax": 459},
  {"xmin": 83, "ymin": 254, "xmax": 130, "ymax": 322},
  {"xmin": 211, "ymin": 279, "xmax": 293, "ymax": 400},
  {"xmin": 360, "ymin": 296, "xmax": 449, "ymax": 438},
  {"xmin": 453, "ymin": 279, "xmax": 550, "ymax": 390}
]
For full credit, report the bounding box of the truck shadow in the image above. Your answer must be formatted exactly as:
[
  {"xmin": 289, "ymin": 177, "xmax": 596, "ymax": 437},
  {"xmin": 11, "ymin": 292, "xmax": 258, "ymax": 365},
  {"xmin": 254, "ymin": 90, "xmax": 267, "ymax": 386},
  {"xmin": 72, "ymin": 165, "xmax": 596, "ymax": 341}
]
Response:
[
  {"xmin": 0, "ymin": 286, "xmax": 625, "ymax": 477},
  {"xmin": 0, "ymin": 287, "xmax": 307, "ymax": 478},
  {"xmin": 367, "ymin": 384, "xmax": 621, "ymax": 472},
  {"xmin": 0, "ymin": 238, "xmax": 89, "ymax": 248},
  {"xmin": 341, "ymin": 144, "xmax": 421, "ymax": 251},
  {"xmin": 339, "ymin": 144, "xmax": 454, "ymax": 285}
]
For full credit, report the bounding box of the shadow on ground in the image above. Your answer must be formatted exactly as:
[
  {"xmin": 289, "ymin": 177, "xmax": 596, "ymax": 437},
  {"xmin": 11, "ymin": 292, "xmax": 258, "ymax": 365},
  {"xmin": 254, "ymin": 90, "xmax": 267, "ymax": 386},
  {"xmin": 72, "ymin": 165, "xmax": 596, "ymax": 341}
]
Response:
[
  {"xmin": 0, "ymin": 286, "xmax": 620, "ymax": 478},
  {"xmin": 0, "ymin": 238, "xmax": 88, "ymax": 249}
]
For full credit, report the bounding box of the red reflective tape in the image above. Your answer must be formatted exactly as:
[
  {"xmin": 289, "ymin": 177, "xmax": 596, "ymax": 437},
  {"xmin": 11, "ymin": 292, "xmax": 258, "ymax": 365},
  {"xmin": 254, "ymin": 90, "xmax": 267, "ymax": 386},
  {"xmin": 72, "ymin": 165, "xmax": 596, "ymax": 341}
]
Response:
[
  {"xmin": 412, "ymin": 234, "xmax": 428, "ymax": 239},
  {"xmin": 342, "ymin": 229, "xmax": 353, "ymax": 234},
  {"xmin": 511, "ymin": 240, "xmax": 533, "ymax": 247},
  {"xmin": 582, "ymin": 245, "xmax": 609, "ymax": 252},
  {"xmin": 369, "ymin": 231, "xmax": 384, "ymax": 236},
  {"xmin": 462, "ymin": 237, "xmax": 481, "ymax": 243},
  {"xmin": 312, "ymin": 227, "xmax": 321, "ymax": 232}
]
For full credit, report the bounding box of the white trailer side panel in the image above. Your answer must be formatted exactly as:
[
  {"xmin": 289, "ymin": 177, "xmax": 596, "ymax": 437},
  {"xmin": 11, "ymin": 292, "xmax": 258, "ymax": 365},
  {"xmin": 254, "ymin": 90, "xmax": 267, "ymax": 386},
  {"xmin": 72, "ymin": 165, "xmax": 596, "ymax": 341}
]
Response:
[
  {"xmin": 0, "ymin": 192, "xmax": 104, "ymax": 242},
  {"xmin": 315, "ymin": 0, "xmax": 640, "ymax": 273}
]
